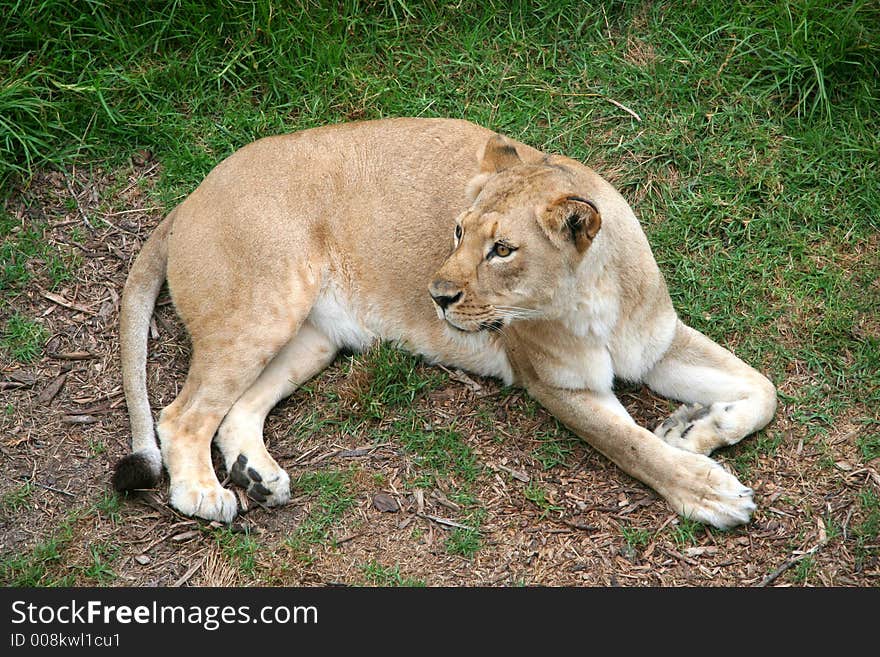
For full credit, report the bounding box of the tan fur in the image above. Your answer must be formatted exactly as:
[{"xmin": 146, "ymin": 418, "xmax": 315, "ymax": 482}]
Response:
[{"xmin": 117, "ymin": 118, "xmax": 776, "ymax": 528}]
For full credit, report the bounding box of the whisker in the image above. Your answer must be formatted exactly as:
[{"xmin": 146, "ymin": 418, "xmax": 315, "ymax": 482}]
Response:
[
  {"xmin": 493, "ymin": 309, "xmax": 539, "ymax": 322},
  {"xmin": 494, "ymin": 305, "xmax": 540, "ymax": 314},
  {"xmin": 494, "ymin": 306, "xmax": 541, "ymax": 320}
]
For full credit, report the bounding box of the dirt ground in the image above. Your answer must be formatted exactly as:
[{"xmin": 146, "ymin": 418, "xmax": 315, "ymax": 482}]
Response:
[{"xmin": 1, "ymin": 159, "xmax": 877, "ymax": 587}]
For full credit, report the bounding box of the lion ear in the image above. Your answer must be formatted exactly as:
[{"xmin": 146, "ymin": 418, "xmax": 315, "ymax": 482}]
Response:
[
  {"xmin": 480, "ymin": 134, "xmax": 522, "ymax": 173},
  {"xmin": 466, "ymin": 134, "xmax": 522, "ymax": 202},
  {"xmin": 539, "ymin": 196, "xmax": 601, "ymax": 254}
]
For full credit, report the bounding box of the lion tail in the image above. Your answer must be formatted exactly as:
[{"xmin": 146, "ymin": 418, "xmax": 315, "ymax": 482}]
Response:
[{"xmin": 112, "ymin": 209, "xmax": 177, "ymax": 493}]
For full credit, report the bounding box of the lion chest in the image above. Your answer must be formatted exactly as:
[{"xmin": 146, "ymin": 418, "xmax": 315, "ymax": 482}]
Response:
[{"xmin": 506, "ymin": 323, "xmax": 615, "ymax": 393}]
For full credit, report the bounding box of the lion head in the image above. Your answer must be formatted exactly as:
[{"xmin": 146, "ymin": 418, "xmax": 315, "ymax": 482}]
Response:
[{"xmin": 429, "ymin": 134, "xmax": 602, "ymax": 333}]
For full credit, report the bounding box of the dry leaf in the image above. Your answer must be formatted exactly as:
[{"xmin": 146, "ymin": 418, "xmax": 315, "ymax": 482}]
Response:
[
  {"xmin": 372, "ymin": 492, "xmax": 399, "ymax": 513},
  {"xmin": 38, "ymin": 372, "xmax": 68, "ymax": 405}
]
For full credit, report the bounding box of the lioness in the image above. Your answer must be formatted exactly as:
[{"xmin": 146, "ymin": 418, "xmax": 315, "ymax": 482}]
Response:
[{"xmin": 113, "ymin": 118, "xmax": 776, "ymax": 530}]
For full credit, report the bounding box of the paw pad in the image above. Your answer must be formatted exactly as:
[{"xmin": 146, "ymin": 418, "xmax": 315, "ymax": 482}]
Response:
[
  {"xmin": 229, "ymin": 454, "xmax": 273, "ymax": 503},
  {"xmin": 654, "ymin": 403, "xmax": 721, "ymax": 455}
]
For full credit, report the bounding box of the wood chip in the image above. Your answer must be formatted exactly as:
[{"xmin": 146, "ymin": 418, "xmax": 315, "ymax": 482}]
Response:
[
  {"xmin": 562, "ymin": 519, "xmax": 597, "ymax": 531},
  {"xmin": 234, "ymin": 488, "xmax": 249, "ymax": 513},
  {"xmin": 430, "ymin": 490, "xmax": 461, "ymax": 512},
  {"xmin": 495, "ymin": 463, "xmax": 530, "ymax": 483},
  {"xmin": 49, "ymin": 351, "xmax": 95, "ymax": 360},
  {"xmin": 61, "ymin": 414, "xmax": 99, "ymax": 424},
  {"xmin": 418, "ymin": 513, "xmax": 477, "ymax": 532},
  {"xmin": 173, "ymin": 557, "xmax": 205, "ymax": 587},
  {"xmin": 449, "ymin": 368, "xmax": 483, "ymax": 393},
  {"xmin": 134, "ymin": 555, "xmax": 151, "ymax": 565},
  {"xmin": 333, "ymin": 532, "xmax": 361, "ymax": 545},
  {"xmin": 684, "ymin": 546, "xmax": 718, "ymax": 558},
  {"xmin": 7, "ymin": 371, "xmax": 37, "ymax": 386},
  {"xmin": 338, "ymin": 448, "xmax": 371, "ymax": 458},
  {"xmin": 661, "ymin": 546, "xmax": 699, "ymax": 566},
  {"xmin": 372, "ymin": 492, "xmax": 399, "ymax": 513},
  {"xmin": 170, "ymin": 530, "xmax": 199, "ymax": 542},
  {"xmin": 40, "ymin": 290, "xmax": 96, "ymax": 315},
  {"xmin": 38, "ymin": 372, "xmax": 68, "ymax": 405}
]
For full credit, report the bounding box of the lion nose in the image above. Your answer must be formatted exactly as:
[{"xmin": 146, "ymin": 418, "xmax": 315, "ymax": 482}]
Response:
[{"xmin": 429, "ymin": 281, "xmax": 463, "ymax": 310}]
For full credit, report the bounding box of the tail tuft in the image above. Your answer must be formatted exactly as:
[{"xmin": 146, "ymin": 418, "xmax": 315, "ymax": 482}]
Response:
[{"xmin": 112, "ymin": 449, "xmax": 162, "ymax": 492}]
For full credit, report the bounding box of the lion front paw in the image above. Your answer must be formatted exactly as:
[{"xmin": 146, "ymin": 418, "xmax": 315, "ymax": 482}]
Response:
[
  {"xmin": 228, "ymin": 453, "xmax": 291, "ymax": 506},
  {"xmin": 169, "ymin": 480, "xmax": 238, "ymax": 523},
  {"xmin": 664, "ymin": 452, "xmax": 755, "ymax": 529}
]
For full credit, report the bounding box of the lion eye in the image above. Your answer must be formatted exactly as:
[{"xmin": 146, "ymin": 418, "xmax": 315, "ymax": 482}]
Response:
[
  {"xmin": 454, "ymin": 225, "xmax": 462, "ymax": 240},
  {"xmin": 493, "ymin": 243, "xmax": 513, "ymax": 258}
]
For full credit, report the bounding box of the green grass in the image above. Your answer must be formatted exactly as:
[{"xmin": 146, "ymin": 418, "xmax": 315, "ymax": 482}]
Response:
[
  {"xmin": 88, "ymin": 437, "xmax": 107, "ymax": 457},
  {"xmin": 1, "ymin": 210, "xmax": 81, "ymax": 299},
  {"xmin": 285, "ymin": 468, "xmax": 357, "ymax": 562},
  {"xmin": 1, "ymin": 497, "xmax": 131, "ymax": 586},
  {"xmin": 0, "ymin": 508, "xmax": 81, "ymax": 586},
  {"xmin": 853, "ymin": 488, "xmax": 879, "ymax": 568},
  {"xmin": 669, "ymin": 517, "xmax": 705, "ymax": 547},
  {"xmin": 732, "ymin": 431, "xmax": 785, "ymax": 479},
  {"xmin": 622, "ymin": 526, "xmax": 653, "ymax": 551},
  {"xmin": 445, "ymin": 526, "xmax": 483, "ymax": 558},
  {"xmin": 790, "ymin": 554, "xmax": 815, "ymax": 584},
  {"xmin": 95, "ymin": 492, "xmax": 123, "ymax": 524},
  {"xmin": 351, "ymin": 344, "xmax": 447, "ymax": 420},
  {"xmin": 531, "ymin": 422, "xmax": 578, "ymax": 470},
  {"xmin": 360, "ymin": 561, "xmax": 426, "ymax": 587},
  {"xmin": 856, "ymin": 423, "xmax": 880, "ymax": 462},
  {"xmin": 523, "ymin": 482, "xmax": 563, "ymax": 517},
  {"xmin": 1, "ymin": 313, "xmax": 48, "ymax": 363},
  {"xmin": 396, "ymin": 424, "xmax": 481, "ymax": 490},
  {"xmin": 82, "ymin": 542, "xmax": 119, "ymax": 584},
  {"xmin": 213, "ymin": 527, "xmax": 261, "ymax": 577},
  {"xmin": 390, "ymin": 421, "xmax": 487, "ymax": 557},
  {"xmin": 0, "ymin": 481, "xmax": 33, "ymax": 515}
]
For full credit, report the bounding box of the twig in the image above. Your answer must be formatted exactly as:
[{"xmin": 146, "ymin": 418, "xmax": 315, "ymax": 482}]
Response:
[
  {"xmin": 716, "ymin": 37, "xmax": 739, "ymax": 77},
  {"xmin": 494, "ymin": 463, "xmax": 530, "ymax": 483},
  {"xmin": 560, "ymin": 519, "xmax": 597, "ymax": 532},
  {"xmin": 61, "ymin": 414, "xmax": 100, "ymax": 424},
  {"xmin": 604, "ymin": 97, "xmax": 642, "ymax": 122},
  {"xmin": 417, "ymin": 513, "xmax": 477, "ymax": 532},
  {"xmin": 118, "ymin": 162, "xmax": 160, "ymax": 196},
  {"xmin": 18, "ymin": 477, "xmax": 75, "ymax": 497},
  {"xmin": 661, "ymin": 546, "xmax": 700, "ymax": 567},
  {"xmin": 173, "ymin": 556, "xmax": 206, "ymax": 587},
  {"xmin": 101, "ymin": 206, "xmax": 163, "ymax": 217},
  {"xmin": 40, "ymin": 289, "xmax": 97, "ymax": 316},
  {"xmin": 333, "ymin": 533, "xmax": 362, "ymax": 546},
  {"xmin": 65, "ymin": 177, "xmax": 93, "ymax": 229},
  {"xmin": 48, "ymin": 351, "xmax": 95, "ymax": 360},
  {"xmin": 289, "ymin": 445, "xmax": 322, "ymax": 465},
  {"xmin": 758, "ymin": 548, "xmax": 818, "ymax": 587},
  {"xmin": 1, "ymin": 381, "xmax": 32, "ymax": 391}
]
